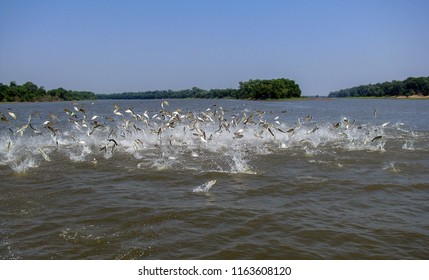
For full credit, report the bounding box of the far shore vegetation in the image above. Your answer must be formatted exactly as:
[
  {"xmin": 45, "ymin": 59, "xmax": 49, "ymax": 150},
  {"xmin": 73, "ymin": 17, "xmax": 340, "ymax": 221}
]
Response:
[
  {"xmin": 328, "ymin": 76, "xmax": 429, "ymax": 98},
  {"xmin": 0, "ymin": 81, "xmax": 96, "ymax": 102},
  {"xmin": 97, "ymin": 78, "xmax": 301, "ymax": 100},
  {"xmin": 2, "ymin": 76, "xmax": 429, "ymax": 102},
  {"xmin": 1, "ymin": 78, "xmax": 301, "ymax": 102}
]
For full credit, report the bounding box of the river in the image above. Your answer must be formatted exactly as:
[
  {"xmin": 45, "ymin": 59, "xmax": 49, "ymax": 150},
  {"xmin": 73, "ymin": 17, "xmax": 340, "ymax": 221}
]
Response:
[{"xmin": 1, "ymin": 98, "xmax": 428, "ymax": 259}]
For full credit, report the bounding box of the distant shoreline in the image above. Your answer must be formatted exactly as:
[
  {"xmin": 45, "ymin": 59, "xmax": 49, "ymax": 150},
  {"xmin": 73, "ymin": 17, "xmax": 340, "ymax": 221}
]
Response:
[
  {"xmin": 395, "ymin": 94, "xmax": 429, "ymax": 99},
  {"xmin": 2, "ymin": 95, "xmax": 429, "ymax": 103},
  {"xmin": 321, "ymin": 95, "xmax": 429, "ymax": 100}
]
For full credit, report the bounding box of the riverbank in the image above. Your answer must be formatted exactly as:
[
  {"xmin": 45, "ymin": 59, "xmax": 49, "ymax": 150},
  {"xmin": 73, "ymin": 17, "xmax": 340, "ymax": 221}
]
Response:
[{"xmin": 396, "ymin": 95, "xmax": 429, "ymax": 99}]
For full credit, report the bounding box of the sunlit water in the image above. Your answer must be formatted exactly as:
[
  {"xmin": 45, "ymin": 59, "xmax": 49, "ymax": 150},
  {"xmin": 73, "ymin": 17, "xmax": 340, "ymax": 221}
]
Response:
[{"xmin": 1, "ymin": 98, "xmax": 428, "ymax": 259}]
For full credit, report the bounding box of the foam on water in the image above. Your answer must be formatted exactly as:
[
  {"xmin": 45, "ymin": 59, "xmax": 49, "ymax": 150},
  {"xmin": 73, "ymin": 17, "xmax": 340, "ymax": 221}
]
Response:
[
  {"xmin": 402, "ymin": 140, "xmax": 415, "ymax": 150},
  {"xmin": 0, "ymin": 102, "xmax": 423, "ymax": 174},
  {"xmin": 10, "ymin": 157, "xmax": 39, "ymax": 174}
]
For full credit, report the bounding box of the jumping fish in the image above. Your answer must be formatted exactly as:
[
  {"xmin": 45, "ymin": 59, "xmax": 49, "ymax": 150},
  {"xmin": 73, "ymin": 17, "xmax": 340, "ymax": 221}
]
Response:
[
  {"xmin": 254, "ymin": 130, "xmax": 264, "ymax": 138},
  {"xmin": 6, "ymin": 141, "xmax": 12, "ymax": 152},
  {"xmin": 39, "ymin": 148, "xmax": 51, "ymax": 161},
  {"xmin": 16, "ymin": 124, "xmax": 29, "ymax": 136},
  {"xmin": 307, "ymin": 126, "xmax": 319, "ymax": 134},
  {"xmin": 233, "ymin": 128, "xmax": 244, "ymax": 139},
  {"xmin": 113, "ymin": 105, "xmax": 123, "ymax": 116},
  {"xmin": 371, "ymin": 135, "xmax": 383, "ymax": 142},
  {"xmin": 161, "ymin": 100, "xmax": 169, "ymax": 109},
  {"xmin": 1, "ymin": 112, "xmax": 8, "ymax": 122},
  {"xmin": 193, "ymin": 179, "xmax": 217, "ymax": 193},
  {"xmin": 114, "ymin": 110, "xmax": 123, "ymax": 117},
  {"xmin": 8, "ymin": 111, "xmax": 17, "ymax": 120},
  {"xmin": 108, "ymin": 138, "xmax": 118, "ymax": 147},
  {"xmin": 64, "ymin": 108, "xmax": 77, "ymax": 118}
]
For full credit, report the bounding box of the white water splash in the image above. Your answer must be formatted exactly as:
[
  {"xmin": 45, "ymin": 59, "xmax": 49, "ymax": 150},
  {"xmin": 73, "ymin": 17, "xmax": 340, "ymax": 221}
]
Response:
[
  {"xmin": 193, "ymin": 179, "xmax": 217, "ymax": 192},
  {"xmin": 383, "ymin": 162, "xmax": 401, "ymax": 173},
  {"xmin": 68, "ymin": 145, "xmax": 92, "ymax": 162},
  {"xmin": 10, "ymin": 157, "xmax": 39, "ymax": 174},
  {"xmin": 0, "ymin": 102, "xmax": 421, "ymax": 174},
  {"xmin": 402, "ymin": 140, "xmax": 415, "ymax": 150}
]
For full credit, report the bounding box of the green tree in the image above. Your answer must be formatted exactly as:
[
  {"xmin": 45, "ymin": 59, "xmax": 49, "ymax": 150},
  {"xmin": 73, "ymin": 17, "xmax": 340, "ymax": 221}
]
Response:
[
  {"xmin": 0, "ymin": 81, "xmax": 96, "ymax": 102},
  {"xmin": 328, "ymin": 76, "xmax": 429, "ymax": 97},
  {"xmin": 238, "ymin": 78, "xmax": 301, "ymax": 100}
]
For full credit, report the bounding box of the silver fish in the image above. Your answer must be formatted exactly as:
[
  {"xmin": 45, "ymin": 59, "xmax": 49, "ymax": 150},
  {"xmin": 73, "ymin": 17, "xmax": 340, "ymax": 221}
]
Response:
[
  {"xmin": 39, "ymin": 148, "xmax": 51, "ymax": 162},
  {"xmin": 8, "ymin": 111, "xmax": 17, "ymax": 120}
]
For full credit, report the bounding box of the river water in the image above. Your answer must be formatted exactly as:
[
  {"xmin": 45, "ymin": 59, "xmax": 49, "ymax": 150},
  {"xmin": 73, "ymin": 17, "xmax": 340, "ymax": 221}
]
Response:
[{"xmin": 1, "ymin": 98, "xmax": 428, "ymax": 259}]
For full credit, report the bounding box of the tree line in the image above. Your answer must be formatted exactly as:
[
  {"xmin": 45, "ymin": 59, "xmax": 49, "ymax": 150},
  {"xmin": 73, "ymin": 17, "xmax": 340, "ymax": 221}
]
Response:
[
  {"xmin": 328, "ymin": 76, "xmax": 429, "ymax": 98},
  {"xmin": 96, "ymin": 87, "xmax": 239, "ymax": 100},
  {"xmin": 97, "ymin": 78, "xmax": 301, "ymax": 100},
  {"xmin": 0, "ymin": 81, "xmax": 97, "ymax": 102},
  {"xmin": 1, "ymin": 78, "xmax": 301, "ymax": 102}
]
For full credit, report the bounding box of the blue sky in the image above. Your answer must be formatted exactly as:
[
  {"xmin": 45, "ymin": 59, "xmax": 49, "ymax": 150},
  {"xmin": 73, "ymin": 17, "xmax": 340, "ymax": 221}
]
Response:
[{"xmin": 1, "ymin": 0, "xmax": 428, "ymax": 95}]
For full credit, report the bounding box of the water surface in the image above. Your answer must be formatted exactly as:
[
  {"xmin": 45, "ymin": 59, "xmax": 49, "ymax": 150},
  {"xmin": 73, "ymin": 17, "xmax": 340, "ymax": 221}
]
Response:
[{"xmin": 1, "ymin": 99, "xmax": 428, "ymax": 259}]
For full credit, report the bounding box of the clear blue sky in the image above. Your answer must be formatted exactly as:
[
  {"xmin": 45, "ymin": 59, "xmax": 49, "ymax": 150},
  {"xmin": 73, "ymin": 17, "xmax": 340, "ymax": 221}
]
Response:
[{"xmin": 1, "ymin": 0, "xmax": 428, "ymax": 95}]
